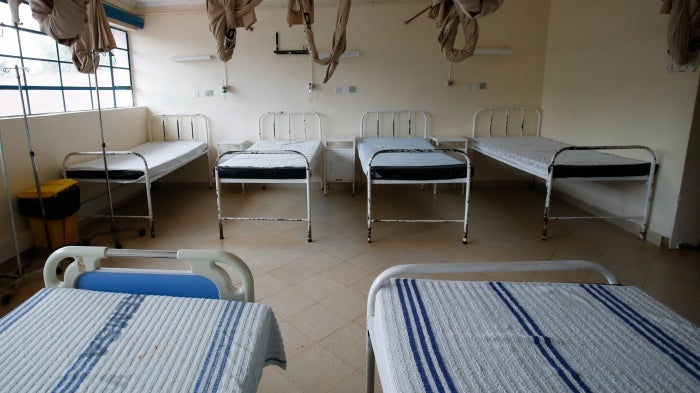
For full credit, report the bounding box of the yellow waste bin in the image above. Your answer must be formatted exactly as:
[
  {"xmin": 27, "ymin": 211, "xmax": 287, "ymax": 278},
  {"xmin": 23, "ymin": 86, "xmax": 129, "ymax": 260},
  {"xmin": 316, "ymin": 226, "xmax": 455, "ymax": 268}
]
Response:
[{"xmin": 17, "ymin": 179, "xmax": 80, "ymax": 249}]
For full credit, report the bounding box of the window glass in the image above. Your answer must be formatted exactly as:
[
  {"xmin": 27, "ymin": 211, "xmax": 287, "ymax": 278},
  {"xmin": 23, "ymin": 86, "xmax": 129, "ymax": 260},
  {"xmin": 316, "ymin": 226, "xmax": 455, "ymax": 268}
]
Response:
[
  {"xmin": 18, "ymin": 30, "xmax": 58, "ymax": 60},
  {"xmin": 0, "ymin": 7, "xmax": 132, "ymax": 118},
  {"xmin": 22, "ymin": 59, "xmax": 60, "ymax": 86},
  {"xmin": 112, "ymin": 49, "xmax": 130, "ymax": 68},
  {"xmin": 115, "ymin": 89, "xmax": 133, "ymax": 108},
  {"xmin": 64, "ymin": 90, "xmax": 94, "ymax": 112},
  {"xmin": 27, "ymin": 90, "xmax": 64, "ymax": 114},
  {"xmin": 0, "ymin": 90, "xmax": 23, "ymax": 117}
]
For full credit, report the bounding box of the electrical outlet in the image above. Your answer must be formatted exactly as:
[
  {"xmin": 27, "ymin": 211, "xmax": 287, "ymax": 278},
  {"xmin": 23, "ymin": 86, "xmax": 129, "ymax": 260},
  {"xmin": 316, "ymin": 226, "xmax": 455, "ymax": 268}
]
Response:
[
  {"xmin": 464, "ymin": 82, "xmax": 487, "ymax": 90},
  {"xmin": 203, "ymin": 90, "xmax": 214, "ymax": 97},
  {"xmin": 335, "ymin": 86, "xmax": 343, "ymax": 94},
  {"xmin": 348, "ymin": 86, "xmax": 357, "ymax": 93}
]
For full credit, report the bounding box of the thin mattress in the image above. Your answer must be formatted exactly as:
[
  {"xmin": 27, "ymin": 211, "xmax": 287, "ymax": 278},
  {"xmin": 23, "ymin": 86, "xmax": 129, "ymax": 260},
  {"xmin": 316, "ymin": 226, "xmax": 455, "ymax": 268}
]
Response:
[
  {"xmin": 217, "ymin": 140, "xmax": 322, "ymax": 179},
  {"xmin": 357, "ymin": 138, "xmax": 468, "ymax": 180},
  {"xmin": 66, "ymin": 141, "xmax": 208, "ymax": 182},
  {"xmin": 0, "ymin": 287, "xmax": 286, "ymax": 392},
  {"xmin": 471, "ymin": 136, "xmax": 651, "ymax": 179},
  {"xmin": 370, "ymin": 279, "xmax": 699, "ymax": 392}
]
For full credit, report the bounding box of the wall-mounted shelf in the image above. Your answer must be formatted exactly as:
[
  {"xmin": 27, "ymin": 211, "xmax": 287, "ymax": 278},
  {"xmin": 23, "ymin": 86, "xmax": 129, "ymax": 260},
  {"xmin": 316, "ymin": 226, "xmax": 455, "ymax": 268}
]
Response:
[
  {"xmin": 170, "ymin": 55, "xmax": 213, "ymax": 62},
  {"xmin": 273, "ymin": 32, "xmax": 309, "ymax": 55}
]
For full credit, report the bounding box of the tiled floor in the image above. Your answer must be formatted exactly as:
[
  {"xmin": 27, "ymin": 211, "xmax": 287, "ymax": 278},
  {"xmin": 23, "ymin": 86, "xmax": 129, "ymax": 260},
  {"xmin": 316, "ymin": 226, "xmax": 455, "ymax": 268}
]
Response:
[{"xmin": 1, "ymin": 182, "xmax": 698, "ymax": 393}]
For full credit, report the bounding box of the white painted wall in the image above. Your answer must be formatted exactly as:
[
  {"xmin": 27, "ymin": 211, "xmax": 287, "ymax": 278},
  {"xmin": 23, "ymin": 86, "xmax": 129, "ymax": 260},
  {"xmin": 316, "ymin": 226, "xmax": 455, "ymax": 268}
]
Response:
[
  {"xmin": 541, "ymin": 0, "xmax": 699, "ymax": 243},
  {"xmin": 0, "ymin": 107, "xmax": 148, "ymax": 257},
  {"xmin": 129, "ymin": 1, "xmax": 549, "ymax": 157}
]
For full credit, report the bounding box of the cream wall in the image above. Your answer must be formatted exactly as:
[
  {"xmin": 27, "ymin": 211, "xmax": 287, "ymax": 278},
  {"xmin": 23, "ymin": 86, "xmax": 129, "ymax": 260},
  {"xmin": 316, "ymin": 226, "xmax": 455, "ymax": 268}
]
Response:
[
  {"xmin": 541, "ymin": 0, "xmax": 699, "ymax": 243},
  {"xmin": 0, "ymin": 107, "xmax": 148, "ymax": 257},
  {"xmin": 129, "ymin": 1, "xmax": 549, "ymax": 149}
]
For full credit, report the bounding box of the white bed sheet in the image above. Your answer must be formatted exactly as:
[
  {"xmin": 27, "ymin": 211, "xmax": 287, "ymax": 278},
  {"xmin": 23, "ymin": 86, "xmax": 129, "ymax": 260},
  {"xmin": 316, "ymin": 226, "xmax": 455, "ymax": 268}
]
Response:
[
  {"xmin": 357, "ymin": 138, "xmax": 463, "ymax": 174},
  {"xmin": 0, "ymin": 288, "xmax": 285, "ymax": 393},
  {"xmin": 66, "ymin": 141, "xmax": 208, "ymax": 182},
  {"xmin": 218, "ymin": 140, "xmax": 322, "ymax": 170},
  {"xmin": 471, "ymin": 136, "xmax": 646, "ymax": 179},
  {"xmin": 370, "ymin": 279, "xmax": 699, "ymax": 393}
]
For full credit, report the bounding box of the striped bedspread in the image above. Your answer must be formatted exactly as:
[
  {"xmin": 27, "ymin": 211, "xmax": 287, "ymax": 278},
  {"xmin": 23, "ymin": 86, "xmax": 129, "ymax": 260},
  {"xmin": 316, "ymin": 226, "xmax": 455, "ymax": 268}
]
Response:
[
  {"xmin": 370, "ymin": 279, "xmax": 699, "ymax": 392},
  {"xmin": 0, "ymin": 288, "xmax": 285, "ymax": 393}
]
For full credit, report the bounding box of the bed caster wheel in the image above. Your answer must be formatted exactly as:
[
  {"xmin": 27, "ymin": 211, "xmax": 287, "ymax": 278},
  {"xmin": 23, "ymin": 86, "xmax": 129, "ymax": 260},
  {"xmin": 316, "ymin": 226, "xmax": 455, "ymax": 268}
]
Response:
[
  {"xmin": 138, "ymin": 229, "xmax": 146, "ymax": 237},
  {"xmin": 1, "ymin": 294, "xmax": 11, "ymax": 305}
]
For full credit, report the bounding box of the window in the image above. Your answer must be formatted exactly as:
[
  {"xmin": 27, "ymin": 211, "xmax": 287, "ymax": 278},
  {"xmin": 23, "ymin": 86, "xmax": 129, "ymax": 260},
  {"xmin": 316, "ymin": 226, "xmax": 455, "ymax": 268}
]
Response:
[{"xmin": 0, "ymin": 2, "xmax": 133, "ymax": 117}]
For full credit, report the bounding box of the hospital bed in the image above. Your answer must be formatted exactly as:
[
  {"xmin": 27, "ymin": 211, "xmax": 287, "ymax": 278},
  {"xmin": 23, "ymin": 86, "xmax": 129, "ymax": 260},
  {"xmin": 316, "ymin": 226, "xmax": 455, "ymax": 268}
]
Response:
[
  {"xmin": 358, "ymin": 110, "xmax": 471, "ymax": 243},
  {"xmin": 63, "ymin": 114, "xmax": 211, "ymax": 238},
  {"xmin": 471, "ymin": 106, "xmax": 657, "ymax": 240},
  {"xmin": 0, "ymin": 246, "xmax": 285, "ymax": 393},
  {"xmin": 366, "ymin": 260, "xmax": 699, "ymax": 393},
  {"xmin": 215, "ymin": 111, "xmax": 325, "ymax": 242}
]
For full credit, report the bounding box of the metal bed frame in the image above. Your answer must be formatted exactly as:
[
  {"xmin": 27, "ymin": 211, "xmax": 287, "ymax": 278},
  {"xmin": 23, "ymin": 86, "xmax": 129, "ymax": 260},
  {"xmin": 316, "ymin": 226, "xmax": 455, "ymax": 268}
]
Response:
[
  {"xmin": 472, "ymin": 106, "xmax": 657, "ymax": 240},
  {"xmin": 365, "ymin": 260, "xmax": 620, "ymax": 393},
  {"xmin": 361, "ymin": 110, "xmax": 472, "ymax": 243},
  {"xmin": 215, "ymin": 111, "xmax": 325, "ymax": 242},
  {"xmin": 62, "ymin": 114, "xmax": 211, "ymax": 238},
  {"xmin": 44, "ymin": 246, "xmax": 254, "ymax": 302}
]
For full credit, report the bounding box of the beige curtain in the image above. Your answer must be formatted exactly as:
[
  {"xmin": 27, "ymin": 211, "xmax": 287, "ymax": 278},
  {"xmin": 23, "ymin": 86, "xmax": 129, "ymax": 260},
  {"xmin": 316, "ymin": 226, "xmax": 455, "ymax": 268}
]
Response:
[
  {"xmin": 29, "ymin": 0, "xmax": 89, "ymax": 46},
  {"xmin": 71, "ymin": 0, "xmax": 117, "ymax": 73},
  {"xmin": 429, "ymin": 0, "xmax": 503, "ymax": 62},
  {"xmin": 661, "ymin": 0, "xmax": 700, "ymax": 65},
  {"xmin": 287, "ymin": 0, "xmax": 351, "ymax": 83},
  {"xmin": 207, "ymin": 0, "xmax": 264, "ymax": 62}
]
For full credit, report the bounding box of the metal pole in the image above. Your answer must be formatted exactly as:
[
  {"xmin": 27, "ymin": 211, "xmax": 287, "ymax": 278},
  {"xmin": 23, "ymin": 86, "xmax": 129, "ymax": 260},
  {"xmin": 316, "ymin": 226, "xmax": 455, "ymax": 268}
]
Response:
[
  {"xmin": 92, "ymin": 52, "xmax": 120, "ymax": 248},
  {"xmin": 11, "ymin": 65, "xmax": 52, "ymax": 250},
  {"xmin": 0, "ymin": 132, "xmax": 22, "ymax": 275}
]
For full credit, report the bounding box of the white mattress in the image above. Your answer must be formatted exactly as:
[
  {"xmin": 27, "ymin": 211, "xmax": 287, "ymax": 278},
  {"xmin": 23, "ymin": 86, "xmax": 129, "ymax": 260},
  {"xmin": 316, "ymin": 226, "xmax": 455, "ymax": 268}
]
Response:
[
  {"xmin": 357, "ymin": 138, "xmax": 464, "ymax": 174},
  {"xmin": 218, "ymin": 140, "xmax": 322, "ymax": 170},
  {"xmin": 0, "ymin": 288, "xmax": 285, "ymax": 393},
  {"xmin": 66, "ymin": 141, "xmax": 208, "ymax": 182},
  {"xmin": 472, "ymin": 136, "xmax": 648, "ymax": 179},
  {"xmin": 370, "ymin": 279, "xmax": 699, "ymax": 393}
]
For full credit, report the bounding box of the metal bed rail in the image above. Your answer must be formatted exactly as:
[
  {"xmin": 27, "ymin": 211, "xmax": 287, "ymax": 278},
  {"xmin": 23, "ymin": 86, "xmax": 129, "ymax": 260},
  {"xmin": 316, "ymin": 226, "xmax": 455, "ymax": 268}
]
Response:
[
  {"xmin": 365, "ymin": 148, "xmax": 471, "ymax": 244},
  {"xmin": 364, "ymin": 259, "xmax": 619, "ymax": 393},
  {"xmin": 544, "ymin": 145, "xmax": 657, "ymax": 240},
  {"xmin": 63, "ymin": 150, "xmax": 155, "ymax": 238},
  {"xmin": 258, "ymin": 111, "xmax": 323, "ymax": 142},
  {"xmin": 215, "ymin": 150, "xmax": 313, "ymax": 242},
  {"xmin": 472, "ymin": 106, "xmax": 542, "ymax": 137},
  {"xmin": 361, "ymin": 110, "xmax": 428, "ymax": 139}
]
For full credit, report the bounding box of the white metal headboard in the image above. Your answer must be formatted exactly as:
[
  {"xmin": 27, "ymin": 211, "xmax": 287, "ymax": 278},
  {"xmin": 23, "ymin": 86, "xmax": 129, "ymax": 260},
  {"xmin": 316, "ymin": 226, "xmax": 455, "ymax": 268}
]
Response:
[
  {"xmin": 258, "ymin": 111, "xmax": 323, "ymax": 141},
  {"xmin": 361, "ymin": 110, "xmax": 428, "ymax": 138},
  {"xmin": 149, "ymin": 113, "xmax": 210, "ymax": 144},
  {"xmin": 472, "ymin": 106, "xmax": 542, "ymax": 138}
]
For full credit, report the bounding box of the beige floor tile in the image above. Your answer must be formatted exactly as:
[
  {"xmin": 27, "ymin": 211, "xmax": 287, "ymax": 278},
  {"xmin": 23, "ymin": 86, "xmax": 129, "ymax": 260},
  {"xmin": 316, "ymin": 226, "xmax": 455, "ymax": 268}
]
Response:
[
  {"xmin": 294, "ymin": 274, "xmax": 346, "ymax": 302},
  {"xmin": 319, "ymin": 287, "xmax": 368, "ymax": 321},
  {"xmin": 287, "ymin": 303, "xmax": 349, "ymax": 342},
  {"xmin": 284, "ymin": 344, "xmax": 355, "ymax": 393},
  {"xmin": 1, "ymin": 182, "xmax": 698, "ymax": 393},
  {"xmin": 319, "ymin": 322, "xmax": 368, "ymax": 370},
  {"xmin": 329, "ymin": 370, "xmax": 383, "ymax": 393}
]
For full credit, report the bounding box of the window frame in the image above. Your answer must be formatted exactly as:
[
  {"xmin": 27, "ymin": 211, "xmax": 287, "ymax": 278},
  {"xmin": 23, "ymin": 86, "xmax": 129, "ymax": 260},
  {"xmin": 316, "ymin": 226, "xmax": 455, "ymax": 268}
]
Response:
[{"xmin": 0, "ymin": 5, "xmax": 133, "ymax": 117}]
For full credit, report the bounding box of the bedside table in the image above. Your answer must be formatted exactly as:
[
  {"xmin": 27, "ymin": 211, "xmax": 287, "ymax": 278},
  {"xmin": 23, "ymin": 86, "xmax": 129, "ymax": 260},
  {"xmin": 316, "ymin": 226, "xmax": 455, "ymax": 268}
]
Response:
[{"xmin": 325, "ymin": 137, "xmax": 356, "ymax": 195}]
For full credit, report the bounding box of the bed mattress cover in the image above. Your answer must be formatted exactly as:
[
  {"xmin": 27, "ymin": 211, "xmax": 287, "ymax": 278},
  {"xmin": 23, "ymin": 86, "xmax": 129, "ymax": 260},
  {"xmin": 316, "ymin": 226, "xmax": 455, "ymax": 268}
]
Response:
[
  {"xmin": 370, "ymin": 279, "xmax": 699, "ymax": 393},
  {"xmin": 357, "ymin": 138, "xmax": 468, "ymax": 180},
  {"xmin": 0, "ymin": 287, "xmax": 285, "ymax": 393},
  {"xmin": 217, "ymin": 140, "xmax": 322, "ymax": 179},
  {"xmin": 471, "ymin": 136, "xmax": 651, "ymax": 179},
  {"xmin": 66, "ymin": 141, "xmax": 208, "ymax": 182}
]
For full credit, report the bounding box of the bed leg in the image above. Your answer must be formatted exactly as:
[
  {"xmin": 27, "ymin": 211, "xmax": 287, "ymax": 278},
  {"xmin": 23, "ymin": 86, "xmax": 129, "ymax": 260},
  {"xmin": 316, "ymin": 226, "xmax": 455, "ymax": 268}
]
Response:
[
  {"xmin": 542, "ymin": 172, "xmax": 553, "ymax": 240},
  {"xmin": 367, "ymin": 176, "xmax": 373, "ymax": 243},
  {"xmin": 307, "ymin": 225, "xmax": 312, "ymax": 242},
  {"xmin": 366, "ymin": 331, "xmax": 375, "ymax": 393},
  {"xmin": 219, "ymin": 222, "xmax": 224, "ymax": 240},
  {"xmin": 150, "ymin": 222, "xmax": 155, "ymax": 238}
]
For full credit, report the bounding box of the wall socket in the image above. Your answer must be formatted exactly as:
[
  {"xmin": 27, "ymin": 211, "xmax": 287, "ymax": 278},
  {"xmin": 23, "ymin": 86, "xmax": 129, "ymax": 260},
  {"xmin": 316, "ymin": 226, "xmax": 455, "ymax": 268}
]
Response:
[
  {"xmin": 193, "ymin": 89, "xmax": 214, "ymax": 97},
  {"xmin": 464, "ymin": 82, "xmax": 487, "ymax": 90},
  {"xmin": 335, "ymin": 86, "xmax": 357, "ymax": 94}
]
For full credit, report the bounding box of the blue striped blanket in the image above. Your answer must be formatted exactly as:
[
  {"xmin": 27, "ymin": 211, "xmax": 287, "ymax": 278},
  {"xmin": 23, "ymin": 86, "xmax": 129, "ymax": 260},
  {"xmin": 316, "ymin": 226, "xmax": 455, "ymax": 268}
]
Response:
[
  {"xmin": 0, "ymin": 288, "xmax": 285, "ymax": 392},
  {"xmin": 370, "ymin": 279, "xmax": 699, "ymax": 392}
]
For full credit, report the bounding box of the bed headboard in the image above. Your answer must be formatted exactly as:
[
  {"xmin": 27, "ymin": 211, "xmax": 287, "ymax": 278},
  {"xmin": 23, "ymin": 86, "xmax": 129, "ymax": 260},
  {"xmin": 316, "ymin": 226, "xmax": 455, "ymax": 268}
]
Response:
[
  {"xmin": 149, "ymin": 114, "xmax": 210, "ymax": 144},
  {"xmin": 258, "ymin": 111, "xmax": 323, "ymax": 141},
  {"xmin": 472, "ymin": 106, "xmax": 542, "ymax": 138},
  {"xmin": 361, "ymin": 110, "xmax": 428, "ymax": 138}
]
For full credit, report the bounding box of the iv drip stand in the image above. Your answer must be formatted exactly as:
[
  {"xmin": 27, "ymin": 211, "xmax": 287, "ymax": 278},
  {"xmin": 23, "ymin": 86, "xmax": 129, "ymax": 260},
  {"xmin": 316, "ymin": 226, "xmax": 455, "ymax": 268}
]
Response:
[{"xmin": 0, "ymin": 132, "xmax": 24, "ymax": 305}]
